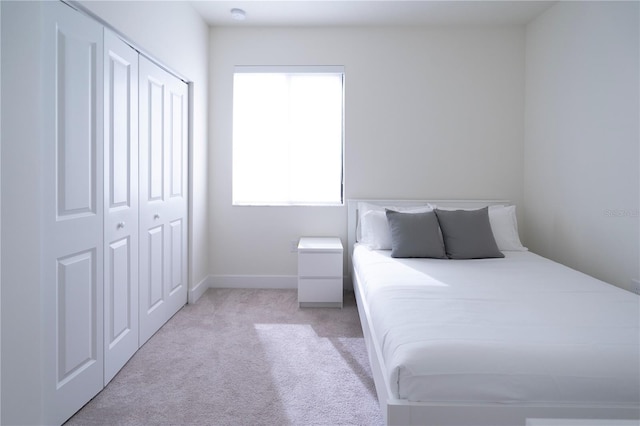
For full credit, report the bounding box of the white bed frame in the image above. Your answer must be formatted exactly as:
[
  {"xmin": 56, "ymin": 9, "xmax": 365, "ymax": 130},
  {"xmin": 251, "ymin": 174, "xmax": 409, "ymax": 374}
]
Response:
[{"xmin": 347, "ymin": 199, "xmax": 640, "ymax": 426}]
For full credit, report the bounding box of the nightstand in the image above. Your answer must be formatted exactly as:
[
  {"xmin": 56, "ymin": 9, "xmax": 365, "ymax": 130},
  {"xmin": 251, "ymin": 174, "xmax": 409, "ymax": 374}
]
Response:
[{"xmin": 297, "ymin": 237, "xmax": 343, "ymax": 308}]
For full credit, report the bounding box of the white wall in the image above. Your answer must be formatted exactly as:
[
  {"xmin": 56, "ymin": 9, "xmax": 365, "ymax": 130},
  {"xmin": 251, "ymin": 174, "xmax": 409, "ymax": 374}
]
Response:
[
  {"xmin": 524, "ymin": 1, "xmax": 639, "ymax": 291},
  {"xmin": 209, "ymin": 26, "xmax": 525, "ymax": 283},
  {"xmin": 79, "ymin": 0, "xmax": 210, "ymax": 295}
]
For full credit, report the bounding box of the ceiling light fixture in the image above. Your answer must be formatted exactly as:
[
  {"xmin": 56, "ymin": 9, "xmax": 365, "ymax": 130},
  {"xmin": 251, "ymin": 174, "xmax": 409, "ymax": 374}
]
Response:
[{"xmin": 231, "ymin": 8, "xmax": 246, "ymax": 21}]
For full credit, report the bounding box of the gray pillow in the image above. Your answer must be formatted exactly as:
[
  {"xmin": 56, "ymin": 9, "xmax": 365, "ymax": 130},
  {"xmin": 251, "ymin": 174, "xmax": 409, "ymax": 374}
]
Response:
[
  {"xmin": 385, "ymin": 209, "xmax": 446, "ymax": 258},
  {"xmin": 434, "ymin": 207, "xmax": 505, "ymax": 259}
]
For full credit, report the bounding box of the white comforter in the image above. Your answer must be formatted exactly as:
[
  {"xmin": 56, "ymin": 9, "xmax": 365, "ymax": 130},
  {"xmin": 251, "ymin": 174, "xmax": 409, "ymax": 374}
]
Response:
[{"xmin": 353, "ymin": 245, "xmax": 640, "ymax": 405}]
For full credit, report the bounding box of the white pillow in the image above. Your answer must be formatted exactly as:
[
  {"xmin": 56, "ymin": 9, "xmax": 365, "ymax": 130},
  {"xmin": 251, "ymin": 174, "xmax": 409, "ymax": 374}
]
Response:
[
  {"xmin": 358, "ymin": 202, "xmax": 431, "ymax": 249},
  {"xmin": 360, "ymin": 210, "xmax": 393, "ymax": 249},
  {"xmin": 488, "ymin": 205, "xmax": 527, "ymax": 251},
  {"xmin": 356, "ymin": 202, "xmax": 383, "ymax": 243},
  {"xmin": 429, "ymin": 204, "xmax": 527, "ymax": 251}
]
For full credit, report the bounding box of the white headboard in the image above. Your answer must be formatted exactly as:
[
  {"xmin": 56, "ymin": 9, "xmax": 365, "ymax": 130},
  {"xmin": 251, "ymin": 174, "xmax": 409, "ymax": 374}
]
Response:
[{"xmin": 346, "ymin": 199, "xmax": 509, "ymax": 275}]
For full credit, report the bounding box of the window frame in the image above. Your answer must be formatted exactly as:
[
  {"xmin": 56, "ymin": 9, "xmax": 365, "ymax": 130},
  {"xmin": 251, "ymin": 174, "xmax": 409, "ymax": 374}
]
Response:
[{"xmin": 232, "ymin": 65, "xmax": 345, "ymax": 207}]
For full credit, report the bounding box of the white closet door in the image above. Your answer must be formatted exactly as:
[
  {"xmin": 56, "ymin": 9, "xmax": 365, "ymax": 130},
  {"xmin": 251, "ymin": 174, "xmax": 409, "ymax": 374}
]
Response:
[
  {"xmin": 41, "ymin": 2, "xmax": 104, "ymax": 424},
  {"xmin": 104, "ymin": 30, "xmax": 139, "ymax": 385},
  {"xmin": 139, "ymin": 56, "xmax": 188, "ymax": 346}
]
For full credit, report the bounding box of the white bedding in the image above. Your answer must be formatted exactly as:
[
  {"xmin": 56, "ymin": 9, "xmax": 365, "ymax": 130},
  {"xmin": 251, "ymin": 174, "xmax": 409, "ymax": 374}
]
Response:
[{"xmin": 353, "ymin": 244, "xmax": 640, "ymax": 406}]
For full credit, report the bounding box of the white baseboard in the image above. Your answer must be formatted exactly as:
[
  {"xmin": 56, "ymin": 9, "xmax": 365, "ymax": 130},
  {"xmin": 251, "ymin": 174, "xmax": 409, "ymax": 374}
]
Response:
[
  {"xmin": 192, "ymin": 274, "xmax": 352, "ymax": 294},
  {"xmin": 210, "ymin": 275, "xmax": 298, "ymax": 289},
  {"xmin": 188, "ymin": 275, "xmax": 211, "ymax": 303}
]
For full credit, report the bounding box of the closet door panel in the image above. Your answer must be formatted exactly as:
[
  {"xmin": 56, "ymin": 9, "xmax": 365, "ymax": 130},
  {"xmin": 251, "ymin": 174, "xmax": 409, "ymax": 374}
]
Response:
[
  {"xmin": 104, "ymin": 29, "xmax": 139, "ymax": 385},
  {"xmin": 147, "ymin": 225, "xmax": 165, "ymax": 310},
  {"xmin": 148, "ymin": 78, "xmax": 166, "ymax": 201},
  {"xmin": 139, "ymin": 58, "xmax": 168, "ymax": 346},
  {"xmin": 42, "ymin": 2, "xmax": 104, "ymax": 424},
  {"xmin": 108, "ymin": 238, "xmax": 131, "ymax": 336},
  {"xmin": 165, "ymin": 79, "xmax": 188, "ymax": 315},
  {"xmin": 55, "ymin": 32, "xmax": 97, "ymax": 218},
  {"xmin": 57, "ymin": 249, "xmax": 99, "ymax": 383},
  {"xmin": 139, "ymin": 56, "xmax": 188, "ymax": 347},
  {"xmin": 169, "ymin": 218, "xmax": 184, "ymax": 295},
  {"xmin": 170, "ymin": 92, "xmax": 185, "ymax": 198}
]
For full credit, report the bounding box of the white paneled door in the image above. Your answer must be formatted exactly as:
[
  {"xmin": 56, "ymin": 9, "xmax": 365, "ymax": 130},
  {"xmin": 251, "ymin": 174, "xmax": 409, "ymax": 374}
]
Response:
[
  {"xmin": 42, "ymin": 3, "xmax": 104, "ymax": 424},
  {"xmin": 104, "ymin": 30, "xmax": 139, "ymax": 385},
  {"xmin": 139, "ymin": 56, "xmax": 188, "ymax": 346}
]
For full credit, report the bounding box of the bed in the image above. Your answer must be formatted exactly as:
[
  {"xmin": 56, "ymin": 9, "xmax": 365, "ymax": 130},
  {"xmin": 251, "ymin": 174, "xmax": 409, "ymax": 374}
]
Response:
[{"xmin": 347, "ymin": 199, "xmax": 640, "ymax": 426}]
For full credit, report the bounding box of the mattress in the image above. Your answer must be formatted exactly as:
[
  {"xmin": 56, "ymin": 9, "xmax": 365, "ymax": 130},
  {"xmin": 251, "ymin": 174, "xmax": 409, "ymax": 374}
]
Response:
[{"xmin": 353, "ymin": 244, "xmax": 640, "ymax": 406}]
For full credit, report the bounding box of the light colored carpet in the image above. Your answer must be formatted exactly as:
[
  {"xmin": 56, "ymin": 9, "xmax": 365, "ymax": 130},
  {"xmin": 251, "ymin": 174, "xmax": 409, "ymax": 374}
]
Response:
[{"xmin": 65, "ymin": 288, "xmax": 384, "ymax": 426}]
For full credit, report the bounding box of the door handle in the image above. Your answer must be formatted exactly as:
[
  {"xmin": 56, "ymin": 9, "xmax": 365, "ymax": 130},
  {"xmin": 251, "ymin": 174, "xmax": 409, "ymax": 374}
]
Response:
[
  {"xmin": 154, "ymin": 214, "xmax": 160, "ymax": 220},
  {"xmin": 117, "ymin": 222, "xmax": 125, "ymax": 229}
]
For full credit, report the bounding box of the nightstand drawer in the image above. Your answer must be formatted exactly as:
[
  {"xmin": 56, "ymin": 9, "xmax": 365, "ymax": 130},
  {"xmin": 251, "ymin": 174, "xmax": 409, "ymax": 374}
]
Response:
[
  {"xmin": 298, "ymin": 278, "xmax": 343, "ymax": 305},
  {"xmin": 298, "ymin": 252, "xmax": 342, "ymax": 277}
]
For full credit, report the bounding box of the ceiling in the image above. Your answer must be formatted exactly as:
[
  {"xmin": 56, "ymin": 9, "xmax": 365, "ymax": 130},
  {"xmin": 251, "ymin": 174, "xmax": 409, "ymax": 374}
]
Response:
[{"xmin": 189, "ymin": 1, "xmax": 556, "ymax": 27}]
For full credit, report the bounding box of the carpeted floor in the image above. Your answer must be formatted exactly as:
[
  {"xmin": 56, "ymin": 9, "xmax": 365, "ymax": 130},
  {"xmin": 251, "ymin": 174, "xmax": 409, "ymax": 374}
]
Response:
[{"xmin": 65, "ymin": 288, "xmax": 384, "ymax": 426}]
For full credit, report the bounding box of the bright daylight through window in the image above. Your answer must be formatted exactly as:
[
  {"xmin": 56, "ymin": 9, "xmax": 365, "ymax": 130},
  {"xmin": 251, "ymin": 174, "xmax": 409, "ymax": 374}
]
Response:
[{"xmin": 232, "ymin": 66, "xmax": 344, "ymax": 206}]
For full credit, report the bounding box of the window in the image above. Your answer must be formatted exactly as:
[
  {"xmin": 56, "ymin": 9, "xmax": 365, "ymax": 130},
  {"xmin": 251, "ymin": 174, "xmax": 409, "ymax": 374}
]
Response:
[{"xmin": 232, "ymin": 66, "xmax": 344, "ymax": 206}]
